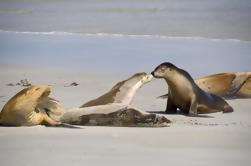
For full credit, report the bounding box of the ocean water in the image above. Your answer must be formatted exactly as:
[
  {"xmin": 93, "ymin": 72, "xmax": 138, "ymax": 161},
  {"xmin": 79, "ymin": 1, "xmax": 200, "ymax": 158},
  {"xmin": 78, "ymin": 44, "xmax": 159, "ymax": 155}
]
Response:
[
  {"xmin": 0, "ymin": 0, "xmax": 251, "ymax": 41},
  {"xmin": 0, "ymin": 31, "xmax": 250, "ymax": 78},
  {"xmin": 0, "ymin": 0, "xmax": 250, "ymax": 77}
]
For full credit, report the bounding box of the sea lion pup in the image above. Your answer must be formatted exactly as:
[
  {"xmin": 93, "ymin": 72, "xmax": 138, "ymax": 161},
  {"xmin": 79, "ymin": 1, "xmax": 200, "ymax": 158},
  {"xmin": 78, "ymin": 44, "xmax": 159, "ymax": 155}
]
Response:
[
  {"xmin": 80, "ymin": 72, "xmax": 153, "ymax": 107},
  {"xmin": 0, "ymin": 86, "xmax": 65, "ymax": 126},
  {"xmin": 158, "ymin": 72, "xmax": 251, "ymax": 99},
  {"xmin": 151, "ymin": 62, "xmax": 233, "ymax": 115},
  {"xmin": 60, "ymin": 103, "xmax": 171, "ymax": 127}
]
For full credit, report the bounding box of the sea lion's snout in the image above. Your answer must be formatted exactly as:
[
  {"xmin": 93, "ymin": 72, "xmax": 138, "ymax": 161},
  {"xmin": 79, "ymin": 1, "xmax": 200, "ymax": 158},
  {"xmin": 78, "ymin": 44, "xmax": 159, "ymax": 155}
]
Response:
[
  {"xmin": 146, "ymin": 74, "xmax": 153, "ymax": 81},
  {"xmin": 151, "ymin": 70, "xmax": 162, "ymax": 78}
]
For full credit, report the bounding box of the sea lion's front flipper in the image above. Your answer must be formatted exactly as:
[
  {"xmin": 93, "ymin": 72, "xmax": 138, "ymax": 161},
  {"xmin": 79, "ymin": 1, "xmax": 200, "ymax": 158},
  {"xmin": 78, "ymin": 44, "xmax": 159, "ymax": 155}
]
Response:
[
  {"xmin": 37, "ymin": 97, "xmax": 66, "ymax": 121},
  {"xmin": 228, "ymin": 73, "xmax": 251, "ymax": 97},
  {"xmin": 188, "ymin": 96, "xmax": 198, "ymax": 116}
]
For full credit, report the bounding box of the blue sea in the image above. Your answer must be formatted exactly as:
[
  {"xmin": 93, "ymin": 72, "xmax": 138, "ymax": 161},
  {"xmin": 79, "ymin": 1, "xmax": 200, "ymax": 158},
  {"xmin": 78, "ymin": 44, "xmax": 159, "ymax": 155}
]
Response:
[{"xmin": 0, "ymin": 0, "xmax": 251, "ymax": 77}]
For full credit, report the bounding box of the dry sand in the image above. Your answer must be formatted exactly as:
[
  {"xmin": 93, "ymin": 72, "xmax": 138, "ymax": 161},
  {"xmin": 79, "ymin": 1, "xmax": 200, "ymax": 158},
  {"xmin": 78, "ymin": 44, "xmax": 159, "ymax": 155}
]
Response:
[{"xmin": 0, "ymin": 64, "xmax": 251, "ymax": 166}]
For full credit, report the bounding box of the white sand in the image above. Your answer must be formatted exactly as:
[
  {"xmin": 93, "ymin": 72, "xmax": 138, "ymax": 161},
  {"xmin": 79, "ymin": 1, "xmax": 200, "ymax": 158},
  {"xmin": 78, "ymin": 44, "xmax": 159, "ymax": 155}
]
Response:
[{"xmin": 0, "ymin": 64, "xmax": 251, "ymax": 166}]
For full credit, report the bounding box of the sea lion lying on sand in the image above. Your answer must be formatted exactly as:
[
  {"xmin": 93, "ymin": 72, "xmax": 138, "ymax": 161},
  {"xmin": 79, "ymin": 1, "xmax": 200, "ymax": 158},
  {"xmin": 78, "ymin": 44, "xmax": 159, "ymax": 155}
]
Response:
[
  {"xmin": 158, "ymin": 72, "xmax": 251, "ymax": 99},
  {"xmin": 74, "ymin": 72, "xmax": 171, "ymax": 127},
  {"xmin": 61, "ymin": 103, "xmax": 171, "ymax": 127},
  {"xmin": 1, "ymin": 82, "xmax": 171, "ymax": 127},
  {"xmin": 81, "ymin": 72, "xmax": 153, "ymax": 107},
  {"xmin": 151, "ymin": 62, "xmax": 233, "ymax": 116},
  {"xmin": 0, "ymin": 86, "xmax": 66, "ymax": 126}
]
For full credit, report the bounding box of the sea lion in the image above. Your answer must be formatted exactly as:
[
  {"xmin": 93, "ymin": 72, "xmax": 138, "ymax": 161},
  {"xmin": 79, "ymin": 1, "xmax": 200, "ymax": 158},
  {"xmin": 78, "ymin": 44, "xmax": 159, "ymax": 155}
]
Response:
[
  {"xmin": 158, "ymin": 72, "xmax": 251, "ymax": 99},
  {"xmin": 151, "ymin": 62, "xmax": 233, "ymax": 115},
  {"xmin": 37, "ymin": 97, "xmax": 66, "ymax": 122},
  {"xmin": 195, "ymin": 72, "xmax": 251, "ymax": 99},
  {"xmin": 81, "ymin": 72, "xmax": 153, "ymax": 107},
  {"xmin": 0, "ymin": 86, "xmax": 66, "ymax": 126},
  {"xmin": 61, "ymin": 103, "xmax": 171, "ymax": 127}
]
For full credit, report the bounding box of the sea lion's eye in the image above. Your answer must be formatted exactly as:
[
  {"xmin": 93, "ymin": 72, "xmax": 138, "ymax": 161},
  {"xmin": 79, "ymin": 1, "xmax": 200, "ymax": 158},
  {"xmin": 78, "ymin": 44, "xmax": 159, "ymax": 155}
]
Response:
[{"xmin": 169, "ymin": 68, "xmax": 172, "ymax": 71}]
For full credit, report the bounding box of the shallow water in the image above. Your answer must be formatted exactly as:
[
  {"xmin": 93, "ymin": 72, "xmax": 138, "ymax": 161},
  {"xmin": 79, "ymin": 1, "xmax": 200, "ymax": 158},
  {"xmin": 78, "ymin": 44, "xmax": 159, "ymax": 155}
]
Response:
[
  {"xmin": 0, "ymin": 31, "xmax": 250, "ymax": 77},
  {"xmin": 0, "ymin": 0, "xmax": 251, "ymax": 41}
]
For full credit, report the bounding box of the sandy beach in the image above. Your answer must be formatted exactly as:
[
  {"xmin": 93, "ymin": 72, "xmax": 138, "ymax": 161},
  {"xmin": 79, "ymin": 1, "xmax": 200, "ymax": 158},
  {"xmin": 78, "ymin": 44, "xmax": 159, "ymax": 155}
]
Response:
[{"xmin": 0, "ymin": 64, "xmax": 251, "ymax": 166}]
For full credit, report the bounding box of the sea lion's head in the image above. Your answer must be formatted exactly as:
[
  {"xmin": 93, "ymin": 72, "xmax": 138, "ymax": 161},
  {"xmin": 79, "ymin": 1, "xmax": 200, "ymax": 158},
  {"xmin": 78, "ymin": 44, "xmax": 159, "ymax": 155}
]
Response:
[
  {"xmin": 136, "ymin": 72, "xmax": 153, "ymax": 85},
  {"xmin": 125, "ymin": 72, "xmax": 153, "ymax": 88},
  {"xmin": 151, "ymin": 62, "xmax": 177, "ymax": 79}
]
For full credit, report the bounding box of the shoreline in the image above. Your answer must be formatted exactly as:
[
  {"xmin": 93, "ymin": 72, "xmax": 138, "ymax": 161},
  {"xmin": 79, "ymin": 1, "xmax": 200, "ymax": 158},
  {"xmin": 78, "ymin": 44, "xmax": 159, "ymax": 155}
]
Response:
[{"xmin": 0, "ymin": 30, "xmax": 249, "ymax": 43}]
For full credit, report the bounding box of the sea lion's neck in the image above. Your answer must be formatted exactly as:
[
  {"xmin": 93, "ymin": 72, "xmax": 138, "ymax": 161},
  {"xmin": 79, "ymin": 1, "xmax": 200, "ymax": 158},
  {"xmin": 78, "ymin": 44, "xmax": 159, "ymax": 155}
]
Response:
[
  {"xmin": 114, "ymin": 80, "xmax": 142, "ymax": 105},
  {"xmin": 164, "ymin": 78, "xmax": 176, "ymax": 88}
]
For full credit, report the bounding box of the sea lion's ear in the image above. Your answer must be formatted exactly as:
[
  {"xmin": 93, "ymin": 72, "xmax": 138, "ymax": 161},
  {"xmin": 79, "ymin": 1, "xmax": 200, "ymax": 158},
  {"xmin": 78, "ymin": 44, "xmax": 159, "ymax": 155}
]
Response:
[{"xmin": 229, "ymin": 73, "xmax": 250, "ymax": 96}]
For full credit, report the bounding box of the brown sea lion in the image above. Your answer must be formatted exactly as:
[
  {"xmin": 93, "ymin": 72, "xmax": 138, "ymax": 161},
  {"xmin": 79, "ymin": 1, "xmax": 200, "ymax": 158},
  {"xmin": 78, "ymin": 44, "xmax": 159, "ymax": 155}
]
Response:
[
  {"xmin": 81, "ymin": 72, "xmax": 153, "ymax": 107},
  {"xmin": 151, "ymin": 62, "xmax": 233, "ymax": 116},
  {"xmin": 61, "ymin": 103, "xmax": 171, "ymax": 127},
  {"xmin": 0, "ymin": 86, "xmax": 66, "ymax": 126},
  {"xmin": 195, "ymin": 72, "xmax": 251, "ymax": 99},
  {"xmin": 158, "ymin": 72, "xmax": 251, "ymax": 99}
]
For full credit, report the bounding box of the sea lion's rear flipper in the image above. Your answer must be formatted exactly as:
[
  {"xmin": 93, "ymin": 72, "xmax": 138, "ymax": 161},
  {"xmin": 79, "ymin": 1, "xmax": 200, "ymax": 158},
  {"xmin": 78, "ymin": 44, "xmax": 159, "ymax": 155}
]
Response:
[
  {"xmin": 45, "ymin": 123, "xmax": 82, "ymax": 129},
  {"xmin": 222, "ymin": 105, "xmax": 234, "ymax": 113},
  {"xmin": 228, "ymin": 73, "xmax": 251, "ymax": 98},
  {"xmin": 157, "ymin": 93, "xmax": 168, "ymax": 99}
]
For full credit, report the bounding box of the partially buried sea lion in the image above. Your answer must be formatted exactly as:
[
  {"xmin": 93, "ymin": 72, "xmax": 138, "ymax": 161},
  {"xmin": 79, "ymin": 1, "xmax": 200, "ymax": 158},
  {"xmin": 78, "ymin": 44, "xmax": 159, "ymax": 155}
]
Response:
[
  {"xmin": 81, "ymin": 72, "xmax": 153, "ymax": 107},
  {"xmin": 158, "ymin": 72, "xmax": 251, "ymax": 99},
  {"xmin": 0, "ymin": 86, "xmax": 66, "ymax": 126},
  {"xmin": 0, "ymin": 82, "xmax": 171, "ymax": 127},
  {"xmin": 151, "ymin": 62, "xmax": 233, "ymax": 115},
  {"xmin": 61, "ymin": 103, "xmax": 171, "ymax": 127}
]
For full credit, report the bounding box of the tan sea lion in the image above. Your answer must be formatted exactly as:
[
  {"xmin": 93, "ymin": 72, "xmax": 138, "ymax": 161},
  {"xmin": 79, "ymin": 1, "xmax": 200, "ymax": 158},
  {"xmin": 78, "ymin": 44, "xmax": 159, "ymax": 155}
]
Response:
[
  {"xmin": 61, "ymin": 103, "xmax": 171, "ymax": 127},
  {"xmin": 195, "ymin": 72, "xmax": 251, "ymax": 99},
  {"xmin": 81, "ymin": 72, "xmax": 153, "ymax": 107},
  {"xmin": 0, "ymin": 86, "xmax": 66, "ymax": 126},
  {"xmin": 151, "ymin": 62, "xmax": 233, "ymax": 115},
  {"xmin": 158, "ymin": 72, "xmax": 251, "ymax": 99}
]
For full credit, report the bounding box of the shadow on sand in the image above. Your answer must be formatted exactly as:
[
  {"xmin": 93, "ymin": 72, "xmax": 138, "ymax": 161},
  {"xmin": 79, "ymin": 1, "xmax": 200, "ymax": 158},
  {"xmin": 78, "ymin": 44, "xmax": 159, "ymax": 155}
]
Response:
[
  {"xmin": 0, "ymin": 123, "xmax": 83, "ymax": 129},
  {"xmin": 148, "ymin": 110, "xmax": 214, "ymax": 118}
]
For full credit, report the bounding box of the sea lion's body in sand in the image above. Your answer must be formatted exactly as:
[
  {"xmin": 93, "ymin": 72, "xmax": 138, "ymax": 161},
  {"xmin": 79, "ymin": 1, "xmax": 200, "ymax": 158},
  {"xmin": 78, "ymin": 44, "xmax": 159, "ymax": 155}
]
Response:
[
  {"xmin": 0, "ymin": 86, "xmax": 66, "ymax": 126},
  {"xmin": 151, "ymin": 62, "xmax": 233, "ymax": 115},
  {"xmin": 61, "ymin": 103, "xmax": 171, "ymax": 127},
  {"xmin": 159, "ymin": 72, "xmax": 251, "ymax": 99},
  {"xmin": 81, "ymin": 72, "xmax": 153, "ymax": 107}
]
